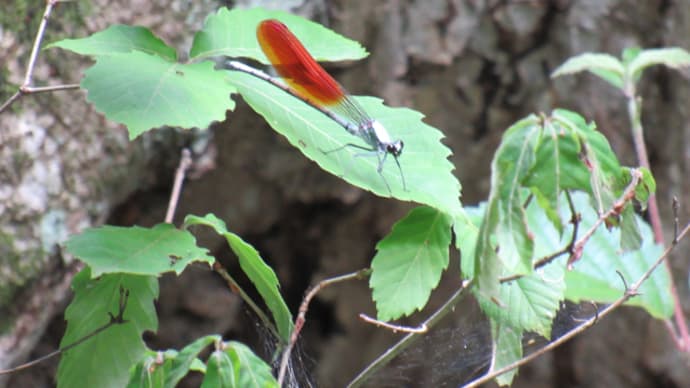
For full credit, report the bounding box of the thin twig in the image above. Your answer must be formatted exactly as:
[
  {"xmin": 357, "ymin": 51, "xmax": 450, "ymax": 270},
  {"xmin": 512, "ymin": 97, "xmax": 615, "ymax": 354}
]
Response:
[
  {"xmin": 22, "ymin": 0, "xmax": 58, "ymax": 87},
  {"xmin": 673, "ymin": 196, "xmax": 680, "ymax": 244},
  {"xmin": 0, "ymin": 91, "xmax": 23, "ymax": 113},
  {"xmin": 567, "ymin": 169, "xmax": 641, "ymax": 267},
  {"xmin": 165, "ymin": 149, "xmax": 192, "ymax": 223},
  {"xmin": 462, "ymin": 220, "xmax": 690, "ymax": 388},
  {"xmin": 0, "ymin": 286, "xmax": 130, "ymax": 376},
  {"xmin": 277, "ymin": 269, "xmax": 370, "ymax": 387},
  {"xmin": 347, "ymin": 280, "xmax": 472, "ymax": 387},
  {"xmin": 0, "ymin": 0, "xmax": 76, "ymax": 114},
  {"xmin": 358, "ymin": 314, "xmax": 428, "ymax": 333},
  {"xmin": 212, "ymin": 262, "xmax": 280, "ymax": 341},
  {"xmin": 23, "ymin": 84, "xmax": 81, "ymax": 93}
]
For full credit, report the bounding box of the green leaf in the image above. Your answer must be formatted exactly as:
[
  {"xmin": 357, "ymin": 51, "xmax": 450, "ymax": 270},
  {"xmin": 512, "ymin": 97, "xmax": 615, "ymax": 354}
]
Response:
[
  {"xmin": 476, "ymin": 191, "xmax": 566, "ymax": 336},
  {"xmin": 619, "ymin": 205, "xmax": 642, "ymax": 251},
  {"xmin": 226, "ymin": 70, "xmax": 461, "ymax": 214},
  {"xmin": 165, "ymin": 335, "xmax": 220, "ymax": 387},
  {"xmin": 478, "ymin": 262, "xmax": 565, "ymax": 337},
  {"xmin": 551, "ymin": 53, "xmax": 625, "ymax": 89},
  {"xmin": 47, "ymin": 24, "xmax": 177, "ymax": 61},
  {"xmin": 564, "ymin": 192, "xmax": 672, "ymax": 319},
  {"xmin": 184, "ymin": 214, "xmax": 293, "ymax": 342},
  {"xmin": 65, "ymin": 223, "xmax": 215, "ymax": 277},
  {"xmin": 126, "ymin": 337, "xmax": 218, "ymax": 387},
  {"xmin": 490, "ymin": 321, "xmax": 522, "ymax": 387},
  {"xmin": 201, "ymin": 341, "xmax": 277, "ymax": 388},
  {"xmin": 635, "ymin": 167, "xmax": 656, "ymax": 207},
  {"xmin": 627, "ymin": 47, "xmax": 690, "ymax": 80},
  {"xmin": 526, "ymin": 118, "xmax": 565, "ymax": 233},
  {"xmin": 226, "ymin": 341, "xmax": 278, "ymax": 388},
  {"xmin": 370, "ymin": 206, "xmax": 453, "ymax": 321},
  {"xmin": 190, "ymin": 7, "xmax": 367, "ymax": 62},
  {"xmin": 127, "ymin": 351, "xmax": 167, "ymax": 388},
  {"xmin": 622, "ymin": 47, "xmax": 642, "ymax": 65},
  {"xmin": 548, "ymin": 109, "xmax": 627, "ymax": 207},
  {"xmin": 475, "ymin": 116, "xmax": 539, "ymax": 298},
  {"xmin": 58, "ymin": 269, "xmax": 158, "ymax": 388},
  {"xmin": 454, "ymin": 205, "xmax": 484, "ymax": 279},
  {"xmin": 201, "ymin": 350, "xmax": 235, "ymax": 388},
  {"xmin": 82, "ymin": 51, "xmax": 235, "ymax": 139}
]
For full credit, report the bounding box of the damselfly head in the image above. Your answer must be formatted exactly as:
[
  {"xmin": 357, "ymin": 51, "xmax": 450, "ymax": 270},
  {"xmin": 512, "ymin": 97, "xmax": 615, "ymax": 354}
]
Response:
[
  {"xmin": 387, "ymin": 140, "xmax": 403, "ymax": 157},
  {"xmin": 371, "ymin": 120, "xmax": 403, "ymax": 156}
]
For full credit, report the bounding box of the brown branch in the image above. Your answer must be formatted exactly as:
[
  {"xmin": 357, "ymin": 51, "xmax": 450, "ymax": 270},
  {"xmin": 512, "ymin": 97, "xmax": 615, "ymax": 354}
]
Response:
[{"xmin": 277, "ymin": 269, "xmax": 370, "ymax": 387}]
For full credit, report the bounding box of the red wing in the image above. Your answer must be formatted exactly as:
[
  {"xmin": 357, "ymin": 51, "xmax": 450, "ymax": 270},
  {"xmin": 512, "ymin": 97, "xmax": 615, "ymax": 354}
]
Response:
[{"xmin": 257, "ymin": 19, "xmax": 345, "ymax": 107}]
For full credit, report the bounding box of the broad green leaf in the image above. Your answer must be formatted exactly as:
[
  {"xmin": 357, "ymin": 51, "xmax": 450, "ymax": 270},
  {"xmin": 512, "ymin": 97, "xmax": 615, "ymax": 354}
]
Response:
[
  {"xmin": 370, "ymin": 206, "xmax": 453, "ymax": 321},
  {"xmin": 564, "ymin": 192, "xmax": 672, "ymax": 319},
  {"xmin": 477, "ymin": 196, "xmax": 567, "ymax": 335},
  {"xmin": 226, "ymin": 70, "xmax": 461, "ymax": 215},
  {"xmin": 65, "ymin": 223, "xmax": 215, "ymax": 277},
  {"xmin": 58, "ymin": 269, "xmax": 158, "ymax": 388},
  {"xmin": 47, "ymin": 24, "xmax": 177, "ymax": 61},
  {"xmin": 126, "ymin": 336, "xmax": 218, "ymax": 387},
  {"xmin": 526, "ymin": 118, "xmax": 565, "ymax": 233},
  {"xmin": 628, "ymin": 47, "xmax": 690, "ymax": 80},
  {"xmin": 190, "ymin": 7, "xmax": 367, "ymax": 62},
  {"xmin": 551, "ymin": 53, "xmax": 624, "ymax": 88},
  {"xmin": 619, "ymin": 205, "xmax": 642, "ymax": 251},
  {"xmin": 184, "ymin": 214, "xmax": 293, "ymax": 342},
  {"xmin": 201, "ymin": 350, "xmax": 235, "ymax": 388},
  {"xmin": 478, "ymin": 262, "xmax": 564, "ymax": 337},
  {"xmin": 227, "ymin": 341, "xmax": 278, "ymax": 388},
  {"xmin": 475, "ymin": 116, "xmax": 539, "ymax": 298},
  {"xmin": 82, "ymin": 51, "xmax": 235, "ymax": 139},
  {"xmin": 547, "ymin": 109, "xmax": 627, "ymax": 203},
  {"xmin": 588, "ymin": 68, "xmax": 625, "ymax": 89},
  {"xmin": 165, "ymin": 335, "xmax": 220, "ymax": 387},
  {"xmin": 454, "ymin": 205, "xmax": 484, "ymax": 279},
  {"xmin": 490, "ymin": 321, "xmax": 522, "ymax": 387}
]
